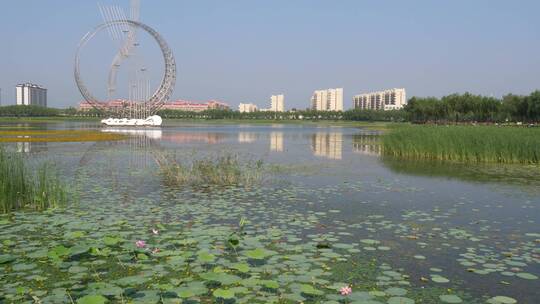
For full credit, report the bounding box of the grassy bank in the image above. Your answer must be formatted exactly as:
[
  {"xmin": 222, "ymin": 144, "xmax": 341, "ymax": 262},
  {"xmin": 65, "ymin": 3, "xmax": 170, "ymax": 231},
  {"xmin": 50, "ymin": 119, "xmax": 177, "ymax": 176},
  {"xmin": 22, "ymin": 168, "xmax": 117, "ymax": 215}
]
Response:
[
  {"xmin": 382, "ymin": 125, "xmax": 540, "ymax": 164},
  {"xmin": 0, "ymin": 148, "xmax": 67, "ymax": 213}
]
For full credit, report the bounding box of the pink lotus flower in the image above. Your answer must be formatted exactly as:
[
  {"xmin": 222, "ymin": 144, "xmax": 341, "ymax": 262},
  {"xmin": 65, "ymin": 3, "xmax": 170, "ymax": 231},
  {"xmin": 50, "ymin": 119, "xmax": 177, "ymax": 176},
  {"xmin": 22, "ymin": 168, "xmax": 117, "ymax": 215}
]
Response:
[
  {"xmin": 135, "ymin": 240, "xmax": 146, "ymax": 248},
  {"xmin": 340, "ymin": 285, "xmax": 352, "ymax": 296},
  {"xmin": 151, "ymin": 228, "xmax": 159, "ymax": 235}
]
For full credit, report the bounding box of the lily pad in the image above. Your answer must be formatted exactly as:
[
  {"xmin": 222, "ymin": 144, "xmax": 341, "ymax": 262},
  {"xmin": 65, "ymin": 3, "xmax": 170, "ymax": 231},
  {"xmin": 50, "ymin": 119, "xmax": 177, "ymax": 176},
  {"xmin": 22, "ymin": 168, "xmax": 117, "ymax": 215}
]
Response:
[
  {"xmin": 486, "ymin": 296, "xmax": 517, "ymax": 304},
  {"xmin": 213, "ymin": 288, "xmax": 235, "ymax": 299},
  {"xmin": 439, "ymin": 295, "xmax": 462, "ymax": 303},
  {"xmin": 76, "ymin": 294, "xmax": 108, "ymax": 304}
]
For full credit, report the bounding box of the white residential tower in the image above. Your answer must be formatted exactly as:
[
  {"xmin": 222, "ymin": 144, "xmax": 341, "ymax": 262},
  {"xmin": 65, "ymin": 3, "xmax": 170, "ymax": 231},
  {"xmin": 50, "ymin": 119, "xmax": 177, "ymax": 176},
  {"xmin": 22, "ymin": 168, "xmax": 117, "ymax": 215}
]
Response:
[
  {"xmin": 16, "ymin": 83, "xmax": 47, "ymax": 107},
  {"xmin": 311, "ymin": 88, "xmax": 343, "ymax": 111}
]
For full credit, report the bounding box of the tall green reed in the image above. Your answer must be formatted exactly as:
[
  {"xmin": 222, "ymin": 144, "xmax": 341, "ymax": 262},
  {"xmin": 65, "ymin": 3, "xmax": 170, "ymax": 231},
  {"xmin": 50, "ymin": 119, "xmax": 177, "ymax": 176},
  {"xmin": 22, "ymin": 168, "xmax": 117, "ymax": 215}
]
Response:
[
  {"xmin": 157, "ymin": 153, "xmax": 267, "ymax": 187},
  {"xmin": 382, "ymin": 125, "xmax": 540, "ymax": 164},
  {"xmin": 0, "ymin": 148, "xmax": 67, "ymax": 213}
]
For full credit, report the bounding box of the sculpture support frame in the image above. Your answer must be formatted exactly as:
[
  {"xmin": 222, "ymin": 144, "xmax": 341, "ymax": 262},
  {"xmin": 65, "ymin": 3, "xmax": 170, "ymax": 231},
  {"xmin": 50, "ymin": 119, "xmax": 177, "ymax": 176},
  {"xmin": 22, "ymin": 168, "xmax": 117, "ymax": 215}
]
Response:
[{"xmin": 74, "ymin": 20, "xmax": 176, "ymax": 118}]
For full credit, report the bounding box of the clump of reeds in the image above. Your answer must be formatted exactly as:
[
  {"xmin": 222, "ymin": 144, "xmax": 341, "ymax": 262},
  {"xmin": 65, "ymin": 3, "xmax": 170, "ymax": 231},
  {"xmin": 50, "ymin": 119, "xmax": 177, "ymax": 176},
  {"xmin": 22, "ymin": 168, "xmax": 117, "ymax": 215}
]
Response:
[
  {"xmin": 157, "ymin": 153, "xmax": 267, "ymax": 187},
  {"xmin": 382, "ymin": 125, "xmax": 540, "ymax": 164},
  {"xmin": 0, "ymin": 148, "xmax": 67, "ymax": 213}
]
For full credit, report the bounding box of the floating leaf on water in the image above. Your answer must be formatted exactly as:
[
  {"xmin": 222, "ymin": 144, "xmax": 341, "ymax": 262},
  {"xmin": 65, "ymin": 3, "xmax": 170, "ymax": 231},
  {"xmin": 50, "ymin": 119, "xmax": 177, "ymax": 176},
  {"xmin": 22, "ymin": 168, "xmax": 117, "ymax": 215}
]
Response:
[
  {"xmin": 76, "ymin": 294, "xmax": 108, "ymax": 304},
  {"xmin": 0, "ymin": 254, "xmax": 15, "ymax": 264},
  {"xmin": 387, "ymin": 296, "xmax": 415, "ymax": 304},
  {"xmin": 439, "ymin": 294, "xmax": 463, "ymax": 303},
  {"xmin": 431, "ymin": 275, "xmax": 450, "ymax": 283},
  {"xmin": 300, "ymin": 284, "xmax": 324, "ymax": 296},
  {"xmin": 486, "ymin": 296, "xmax": 517, "ymax": 304},
  {"xmin": 213, "ymin": 288, "xmax": 235, "ymax": 299},
  {"xmin": 360, "ymin": 239, "xmax": 380, "ymax": 245},
  {"xmin": 262, "ymin": 280, "xmax": 280, "ymax": 289},
  {"xmin": 516, "ymin": 272, "xmax": 538, "ymax": 280},
  {"xmin": 244, "ymin": 247, "xmax": 274, "ymax": 260},
  {"xmin": 197, "ymin": 251, "xmax": 216, "ymax": 263},
  {"xmin": 231, "ymin": 263, "xmax": 250, "ymax": 273}
]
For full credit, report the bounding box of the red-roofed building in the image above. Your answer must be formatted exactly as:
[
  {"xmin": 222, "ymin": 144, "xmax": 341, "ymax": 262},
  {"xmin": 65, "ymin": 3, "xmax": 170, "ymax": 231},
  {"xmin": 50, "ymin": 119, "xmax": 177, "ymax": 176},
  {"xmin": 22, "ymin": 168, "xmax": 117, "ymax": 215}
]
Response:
[{"xmin": 78, "ymin": 99, "xmax": 230, "ymax": 112}]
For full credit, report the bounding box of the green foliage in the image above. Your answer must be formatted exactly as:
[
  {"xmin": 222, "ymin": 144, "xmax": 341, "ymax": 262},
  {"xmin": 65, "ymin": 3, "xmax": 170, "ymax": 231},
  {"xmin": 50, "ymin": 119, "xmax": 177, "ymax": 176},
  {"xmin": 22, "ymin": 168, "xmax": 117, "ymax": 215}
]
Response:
[
  {"xmin": 0, "ymin": 105, "xmax": 60, "ymax": 117},
  {"xmin": 405, "ymin": 91, "xmax": 540, "ymax": 123},
  {"xmin": 382, "ymin": 125, "xmax": 540, "ymax": 164},
  {"xmin": 0, "ymin": 148, "xmax": 67, "ymax": 213},
  {"xmin": 157, "ymin": 107, "xmax": 406, "ymax": 122},
  {"xmin": 158, "ymin": 153, "xmax": 268, "ymax": 187}
]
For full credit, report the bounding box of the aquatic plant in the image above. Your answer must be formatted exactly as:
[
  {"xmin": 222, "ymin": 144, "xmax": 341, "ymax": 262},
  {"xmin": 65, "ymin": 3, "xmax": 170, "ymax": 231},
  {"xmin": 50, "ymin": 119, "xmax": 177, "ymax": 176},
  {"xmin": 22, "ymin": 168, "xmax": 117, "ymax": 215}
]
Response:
[
  {"xmin": 382, "ymin": 125, "xmax": 540, "ymax": 164},
  {"xmin": 158, "ymin": 153, "xmax": 268, "ymax": 187},
  {"xmin": 0, "ymin": 148, "xmax": 67, "ymax": 213},
  {"xmin": 340, "ymin": 285, "xmax": 352, "ymax": 296}
]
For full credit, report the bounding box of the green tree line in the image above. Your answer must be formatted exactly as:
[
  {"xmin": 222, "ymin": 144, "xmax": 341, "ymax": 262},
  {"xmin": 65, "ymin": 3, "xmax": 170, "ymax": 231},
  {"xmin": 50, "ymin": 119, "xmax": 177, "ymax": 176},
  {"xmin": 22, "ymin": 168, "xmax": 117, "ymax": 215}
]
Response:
[
  {"xmin": 1, "ymin": 90, "xmax": 538, "ymax": 123},
  {"xmin": 405, "ymin": 91, "xmax": 540, "ymax": 123},
  {"xmin": 0, "ymin": 105, "xmax": 61, "ymax": 117}
]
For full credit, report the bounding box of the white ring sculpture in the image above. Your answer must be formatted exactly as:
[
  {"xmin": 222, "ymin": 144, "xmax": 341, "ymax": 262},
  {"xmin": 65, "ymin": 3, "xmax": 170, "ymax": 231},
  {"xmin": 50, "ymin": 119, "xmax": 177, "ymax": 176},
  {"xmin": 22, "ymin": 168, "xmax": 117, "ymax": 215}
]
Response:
[{"xmin": 74, "ymin": 20, "xmax": 176, "ymax": 117}]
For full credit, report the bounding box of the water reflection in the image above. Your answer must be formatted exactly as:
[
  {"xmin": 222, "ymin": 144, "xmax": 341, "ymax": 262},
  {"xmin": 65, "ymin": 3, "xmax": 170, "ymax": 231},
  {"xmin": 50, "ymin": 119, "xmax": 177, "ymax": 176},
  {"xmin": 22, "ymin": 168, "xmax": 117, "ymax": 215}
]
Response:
[
  {"xmin": 102, "ymin": 128, "xmax": 162, "ymax": 140},
  {"xmin": 382, "ymin": 157, "xmax": 540, "ymax": 188},
  {"xmin": 16, "ymin": 141, "xmax": 48, "ymax": 153},
  {"xmin": 162, "ymin": 132, "xmax": 224, "ymax": 144},
  {"xmin": 270, "ymin": 132, "xmax": 284, "ymax": 152},
  {"xmin": 352, "ymin": 134, "xmax": 381, "ymax": 156},
  {"xmin": 238, "ymin": 132, "xmax": 257, "ymax": 143},
  {"xmin": 311, "ymin": 133, "xmax": 342, "ymax": 160},
  {"xmin": 80, "ymin": 132, "xmax": 161, "ymax": 170}
]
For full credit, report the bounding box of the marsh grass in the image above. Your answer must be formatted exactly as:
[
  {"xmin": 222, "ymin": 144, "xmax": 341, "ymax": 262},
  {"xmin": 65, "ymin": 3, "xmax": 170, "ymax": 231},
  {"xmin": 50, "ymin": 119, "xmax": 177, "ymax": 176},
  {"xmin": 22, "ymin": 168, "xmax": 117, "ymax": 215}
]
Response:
[
  {"xmin": 157, "ymin": 153, "xmax": 268, "ymax": 187},
  {"xmin": 0, "ymin": 148, "xmax": 67, "ymax": 213},
  {"xmin": 382, "ymin": 125, "xmax": 540, "ymax": 164}
]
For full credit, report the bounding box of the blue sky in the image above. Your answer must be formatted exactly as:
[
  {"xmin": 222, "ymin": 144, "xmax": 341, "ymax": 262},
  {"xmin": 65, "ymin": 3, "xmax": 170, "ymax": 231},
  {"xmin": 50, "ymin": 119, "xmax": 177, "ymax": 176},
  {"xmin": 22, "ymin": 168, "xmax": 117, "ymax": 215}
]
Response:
[{"xmin": 1, "ymin": 0, "xmax": 539, "ymax": 109}]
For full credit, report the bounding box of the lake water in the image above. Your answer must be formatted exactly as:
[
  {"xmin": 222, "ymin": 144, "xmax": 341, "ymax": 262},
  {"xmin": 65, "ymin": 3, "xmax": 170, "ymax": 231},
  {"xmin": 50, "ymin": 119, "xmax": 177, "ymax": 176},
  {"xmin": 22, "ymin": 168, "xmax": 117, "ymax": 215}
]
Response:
[{"xmin": 1, "ymin": 121, "xmax": 538, "ymax": 304}]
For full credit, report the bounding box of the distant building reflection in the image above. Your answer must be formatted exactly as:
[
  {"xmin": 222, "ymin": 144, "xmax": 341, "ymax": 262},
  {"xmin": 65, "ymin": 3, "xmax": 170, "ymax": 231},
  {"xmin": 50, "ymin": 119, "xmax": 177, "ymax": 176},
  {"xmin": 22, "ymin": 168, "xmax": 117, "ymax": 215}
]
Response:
[
  {"xmin": 311, "ymin": 132, "xmax": 342, "ymax": 159},
  {"xmin": 161, "ymin": 132, "xmax": 224, "ymax": 144},
  {"xmin": 352, "ymin": 134, "xmax": 381, "ymax": 156},
  {"xmin": 238, "ymin": 132, "xmax": 257, "ymax": 143},
  {"xmin": 270, "ymin": 132, "xmax": 284, "ymax": 152},
  {"xmin": 16, "ymin": 141, "xmax": 48, "ymax": 153}
]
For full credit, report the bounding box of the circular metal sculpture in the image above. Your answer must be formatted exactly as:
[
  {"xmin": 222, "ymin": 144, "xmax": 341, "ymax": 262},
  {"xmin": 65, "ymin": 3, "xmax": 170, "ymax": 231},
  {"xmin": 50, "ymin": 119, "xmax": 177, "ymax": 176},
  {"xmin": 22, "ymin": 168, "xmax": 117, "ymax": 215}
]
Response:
[{"xmin": 75, "ymin": 20, "xmax": 176, "ymax": 118}]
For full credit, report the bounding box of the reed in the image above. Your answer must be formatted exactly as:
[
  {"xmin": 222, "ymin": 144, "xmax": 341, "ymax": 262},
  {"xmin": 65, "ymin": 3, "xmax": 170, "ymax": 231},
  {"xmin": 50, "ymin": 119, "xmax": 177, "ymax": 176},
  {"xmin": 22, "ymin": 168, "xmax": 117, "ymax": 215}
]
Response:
[
  {"xmin": 158, "ymin": 153, "xmax": 267, "ymax": 187},
  {"xmin": 382, "ymin": 125, "xmax": 540, "ymax": 164},
  {"xmin": 0, "ymin": 148, "xmax": 67, "ymax": 213}
]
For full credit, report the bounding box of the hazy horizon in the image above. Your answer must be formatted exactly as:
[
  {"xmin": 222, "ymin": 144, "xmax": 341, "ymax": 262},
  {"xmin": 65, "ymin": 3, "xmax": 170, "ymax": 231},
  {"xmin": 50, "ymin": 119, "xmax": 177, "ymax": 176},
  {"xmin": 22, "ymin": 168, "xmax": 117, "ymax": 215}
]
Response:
[{"xmin": 1, "ymin": 0, "xmax": 539, "ymax": 109}]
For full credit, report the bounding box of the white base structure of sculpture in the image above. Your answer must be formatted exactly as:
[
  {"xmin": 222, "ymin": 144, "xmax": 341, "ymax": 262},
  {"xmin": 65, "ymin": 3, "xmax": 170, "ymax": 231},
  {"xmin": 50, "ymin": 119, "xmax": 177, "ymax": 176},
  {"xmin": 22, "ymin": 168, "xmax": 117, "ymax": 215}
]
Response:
[{"xmin": 101, "ymin": 115, "xmax": 162, "ymax": 127}]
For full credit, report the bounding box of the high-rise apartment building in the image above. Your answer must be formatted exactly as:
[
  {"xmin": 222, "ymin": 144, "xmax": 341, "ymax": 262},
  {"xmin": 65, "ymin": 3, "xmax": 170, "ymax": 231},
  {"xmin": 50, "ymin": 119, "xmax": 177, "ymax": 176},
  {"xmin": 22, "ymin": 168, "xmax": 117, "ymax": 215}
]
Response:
[
  {"xmin": 239, "ymin": 103, "xmax": 258, "ymax": 113},
  {"xmin": 16, "ymin": 83, "xmax": 47, "ymax": 107},
  {"xmin": 270, "ymin": 94, "xmax": 284, "ymax": 112},
  {"xmin": 311, "ymin": 88, "xmax": 343, "ymax": 111},
  {"xmin": 353, "ymin": 88, "xmax": 406, "ymax": 111}
]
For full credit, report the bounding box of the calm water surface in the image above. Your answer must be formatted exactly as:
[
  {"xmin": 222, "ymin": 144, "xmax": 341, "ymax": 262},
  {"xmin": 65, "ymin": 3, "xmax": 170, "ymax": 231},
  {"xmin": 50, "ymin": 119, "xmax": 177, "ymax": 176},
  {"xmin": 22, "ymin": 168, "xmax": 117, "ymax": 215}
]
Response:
[{"xmin": 1, "ymin": 121, "xmax": 538, "ymax": 304}]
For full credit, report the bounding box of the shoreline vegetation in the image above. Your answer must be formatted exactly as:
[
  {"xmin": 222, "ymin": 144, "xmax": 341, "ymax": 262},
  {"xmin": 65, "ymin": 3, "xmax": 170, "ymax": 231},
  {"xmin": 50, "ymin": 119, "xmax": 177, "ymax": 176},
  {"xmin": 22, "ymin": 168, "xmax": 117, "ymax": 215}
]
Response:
[
  {"xmin": 0, "ymin": 90, "xmax": 538, "ymax": 124},
  {"xmin": 0, "ymin": 148, "xmax": 67, "ymax": 213},
  {"xmin": 382, "ymin": 125, "xmax": 540, "ymax": 164}
]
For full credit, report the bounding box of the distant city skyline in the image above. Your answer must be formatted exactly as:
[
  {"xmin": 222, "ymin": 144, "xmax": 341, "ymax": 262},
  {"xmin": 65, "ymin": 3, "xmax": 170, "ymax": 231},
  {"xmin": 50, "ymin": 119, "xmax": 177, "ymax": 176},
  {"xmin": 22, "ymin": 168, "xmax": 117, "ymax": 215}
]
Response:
[{"xmin": 1, "ymin": 0, "xmax": 539, "ymax": 108}]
